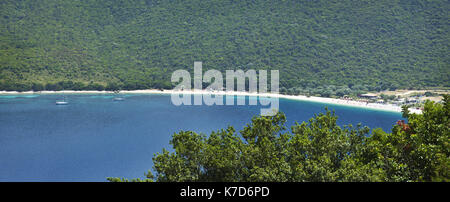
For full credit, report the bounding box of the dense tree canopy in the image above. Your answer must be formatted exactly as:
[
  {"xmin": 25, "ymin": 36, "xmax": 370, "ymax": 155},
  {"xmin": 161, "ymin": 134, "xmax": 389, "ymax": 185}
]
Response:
[
  {"xmin": 1, "ymin": 0, "xmax": 449, "ymax": 93},
  {"xmin": 108, "ymin": 95, "xmax": 449, "ymax": 182}
]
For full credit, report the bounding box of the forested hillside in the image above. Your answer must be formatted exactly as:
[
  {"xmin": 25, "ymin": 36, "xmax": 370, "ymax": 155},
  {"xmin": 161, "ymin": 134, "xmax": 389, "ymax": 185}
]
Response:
[{"xmin": 1, "ymin": 0, "xmax": 449, "ymax": 94}]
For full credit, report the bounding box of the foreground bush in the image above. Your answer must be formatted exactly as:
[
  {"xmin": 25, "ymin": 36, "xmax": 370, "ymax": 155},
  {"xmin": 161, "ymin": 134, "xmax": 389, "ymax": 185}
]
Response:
[{"xmin": 108, "ymin": 95, "xmax": 449, "ymax": 182}]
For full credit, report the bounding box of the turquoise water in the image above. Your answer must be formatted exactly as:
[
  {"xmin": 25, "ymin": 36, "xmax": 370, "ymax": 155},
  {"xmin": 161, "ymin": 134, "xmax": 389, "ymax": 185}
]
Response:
[{"xmin": 0, "ymin": 94, "xmax": 403, "ymax": 181}]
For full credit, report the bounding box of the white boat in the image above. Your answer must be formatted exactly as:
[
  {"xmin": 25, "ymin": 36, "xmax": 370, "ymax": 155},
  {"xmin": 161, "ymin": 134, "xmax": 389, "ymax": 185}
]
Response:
[
  {"xmin": 113, "ymin": 97, "xmax": 125, "ymax": 101},
  {"xmin": 56, "ymin": 101, "xmax": 68, "ymax": 105},
  {"xmin": 56, "ymin": 94, "xmax": 68, "ymax": 105},
  {"xmin": 113, "ymin": 90, "xmax": 125, "ymax": 101}
]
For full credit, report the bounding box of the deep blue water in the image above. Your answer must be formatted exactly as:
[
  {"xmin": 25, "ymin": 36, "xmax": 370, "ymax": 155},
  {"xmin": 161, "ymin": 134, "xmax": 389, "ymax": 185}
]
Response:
[{"xmin": 0, "ymin": 94, "xmax": 403, "ymax": 181}]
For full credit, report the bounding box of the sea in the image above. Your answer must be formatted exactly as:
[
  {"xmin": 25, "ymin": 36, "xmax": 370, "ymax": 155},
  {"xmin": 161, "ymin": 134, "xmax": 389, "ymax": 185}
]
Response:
[{"xmin": 0, "ymin": 94, "xmax": 403, "ymax": 181}]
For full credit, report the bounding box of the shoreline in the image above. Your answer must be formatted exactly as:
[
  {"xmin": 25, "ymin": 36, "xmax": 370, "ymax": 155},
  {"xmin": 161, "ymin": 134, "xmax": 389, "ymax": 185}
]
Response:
[{"xmin": 0, "ymin": 89, "xmax": 422, "ymax": 114}]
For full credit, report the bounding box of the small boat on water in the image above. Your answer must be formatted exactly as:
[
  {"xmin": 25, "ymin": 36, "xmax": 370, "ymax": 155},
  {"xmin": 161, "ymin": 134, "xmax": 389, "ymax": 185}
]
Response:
[
  {"xmin": 56, "ymin": 101, "xmax": 68, "ymax": 105},
  {"xmin": 113, "ymin": 97, "xmax": 125, "ymax": 101},
  {"xmin": 113, "ymin": 90, "xmax": 125, "ymax": 101},
  {"xmin": 56, "ymin": 93, "xmax": 68, "ymax": 105}
]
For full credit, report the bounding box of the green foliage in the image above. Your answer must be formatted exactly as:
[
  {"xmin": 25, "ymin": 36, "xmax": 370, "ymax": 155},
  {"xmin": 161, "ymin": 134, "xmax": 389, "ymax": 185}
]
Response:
[
  {"xmin": 109, "ymin": 96, "xmax": 449, "ymax": 182},
  {"xmin": 107, "ymin": 171, "xmax": 154, "ymax": 182},
  {"xmin": 366, "ymin": 97, "xmax": 450, "ymax": 181},
  {"xmin": 1, "ymin": 0, "xmax": 449, "ymax": 92},
  {"xmin": 380, "ymin": 93, "xmax": 396, "ymax": 102}
]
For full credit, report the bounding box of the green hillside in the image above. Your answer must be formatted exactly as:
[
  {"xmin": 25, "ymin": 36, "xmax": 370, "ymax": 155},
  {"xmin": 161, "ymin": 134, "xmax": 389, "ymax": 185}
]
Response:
[{"xmin": 0, "ymin": 0, "xmax": 449, "ymax": 94}]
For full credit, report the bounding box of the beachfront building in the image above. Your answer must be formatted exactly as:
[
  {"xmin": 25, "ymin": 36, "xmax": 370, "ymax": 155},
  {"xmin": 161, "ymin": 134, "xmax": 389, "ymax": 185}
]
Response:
[
  {"xmin": 358, "ymin": 93, "xmax": 378, "ymax": 100},
  {"xmin": 407, "ymin": 98, "xmax": 419, "ymax": 104}
]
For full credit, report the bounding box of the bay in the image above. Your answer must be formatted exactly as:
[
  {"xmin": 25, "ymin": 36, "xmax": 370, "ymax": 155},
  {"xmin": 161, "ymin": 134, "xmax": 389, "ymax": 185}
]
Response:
[{"xmin": 0, "ymin": 94, "xmax": 403, "ymax": 181}]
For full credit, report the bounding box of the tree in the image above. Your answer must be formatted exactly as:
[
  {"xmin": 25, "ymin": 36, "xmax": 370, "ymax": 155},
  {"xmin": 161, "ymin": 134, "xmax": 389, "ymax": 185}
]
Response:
[
  {"xmin": 108, "ymin": 97, "xmax": 449, "ymax": 182},
  {"xmin": 363, "ymin": 95, "xmax": 450, "ymax": 181},
  {"xmin": 31, "ymin": 83, "xmax": 44, "ymax": 91}
]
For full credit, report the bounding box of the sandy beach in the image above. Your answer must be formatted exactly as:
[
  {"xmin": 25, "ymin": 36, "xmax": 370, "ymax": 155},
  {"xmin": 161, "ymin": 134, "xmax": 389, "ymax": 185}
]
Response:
[{"xmin": 0, "ymin": 89, "xmax": 422, "ymax": 114}]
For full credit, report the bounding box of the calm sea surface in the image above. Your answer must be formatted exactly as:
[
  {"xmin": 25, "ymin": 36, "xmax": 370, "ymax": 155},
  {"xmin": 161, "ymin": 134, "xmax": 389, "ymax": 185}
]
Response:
[{"xmin": 0, "ymin": 94, "xmax": 403, "ymax": 181}]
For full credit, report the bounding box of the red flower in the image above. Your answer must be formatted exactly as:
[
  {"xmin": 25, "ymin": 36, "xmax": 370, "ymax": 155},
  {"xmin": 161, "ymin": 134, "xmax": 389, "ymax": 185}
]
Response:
[{"xmin": 396, "ymin": 120, "xmax": 410, "ymax": 132}]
